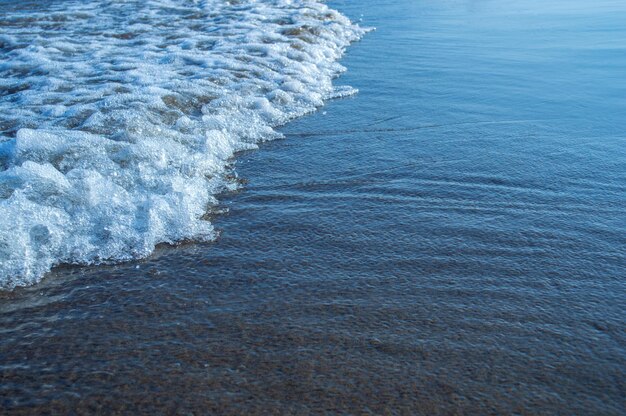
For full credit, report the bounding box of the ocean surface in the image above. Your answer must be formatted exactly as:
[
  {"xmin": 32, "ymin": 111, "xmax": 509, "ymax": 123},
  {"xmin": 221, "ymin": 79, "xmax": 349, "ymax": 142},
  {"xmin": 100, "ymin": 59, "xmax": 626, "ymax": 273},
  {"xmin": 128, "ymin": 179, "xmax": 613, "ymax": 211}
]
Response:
[{"xmin": 1, "ymin": 0, "xmax": 626, "ymax": 414}]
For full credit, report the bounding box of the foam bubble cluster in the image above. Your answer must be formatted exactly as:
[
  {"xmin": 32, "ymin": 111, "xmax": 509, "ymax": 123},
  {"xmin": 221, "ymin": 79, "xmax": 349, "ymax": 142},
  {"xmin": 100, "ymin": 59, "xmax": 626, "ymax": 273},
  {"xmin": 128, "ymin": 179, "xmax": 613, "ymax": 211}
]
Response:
[{"xmin": 0, "ymin": 0, "xmax": 365, "ymax": 288}]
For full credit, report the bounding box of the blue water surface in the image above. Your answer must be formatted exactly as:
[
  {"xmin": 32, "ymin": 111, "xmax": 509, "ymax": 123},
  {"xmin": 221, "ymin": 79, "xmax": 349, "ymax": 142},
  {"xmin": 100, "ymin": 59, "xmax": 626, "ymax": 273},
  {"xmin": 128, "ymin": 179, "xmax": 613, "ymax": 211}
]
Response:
[{"xmin": 1, "ymin": 0, "xmax": 624, "ymax": 413}]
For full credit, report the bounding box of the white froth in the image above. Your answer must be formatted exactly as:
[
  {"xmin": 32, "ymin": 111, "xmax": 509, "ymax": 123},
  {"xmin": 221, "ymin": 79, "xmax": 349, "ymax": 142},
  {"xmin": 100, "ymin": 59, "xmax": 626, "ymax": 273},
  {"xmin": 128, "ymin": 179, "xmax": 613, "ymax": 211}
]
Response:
[{"xmin": 0, "ymin": 0, "xmax": 366, "ymax": 288}]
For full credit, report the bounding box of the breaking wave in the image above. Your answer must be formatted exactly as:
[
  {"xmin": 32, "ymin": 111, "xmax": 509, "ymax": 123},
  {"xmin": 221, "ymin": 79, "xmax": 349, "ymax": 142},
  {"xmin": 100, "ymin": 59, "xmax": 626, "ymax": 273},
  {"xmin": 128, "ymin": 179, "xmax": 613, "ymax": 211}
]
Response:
[{"xmin": 0, "ymin": 0, "xmax": 365, "ymax": 288}]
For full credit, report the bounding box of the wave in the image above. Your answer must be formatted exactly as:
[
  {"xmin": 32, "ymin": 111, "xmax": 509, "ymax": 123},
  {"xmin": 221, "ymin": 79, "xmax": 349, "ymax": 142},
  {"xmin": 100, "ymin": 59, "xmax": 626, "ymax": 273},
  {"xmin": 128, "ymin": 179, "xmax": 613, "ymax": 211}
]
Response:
[{"xmin": 0, "ymin": 0, "xmax": 366, "ymax": 288}]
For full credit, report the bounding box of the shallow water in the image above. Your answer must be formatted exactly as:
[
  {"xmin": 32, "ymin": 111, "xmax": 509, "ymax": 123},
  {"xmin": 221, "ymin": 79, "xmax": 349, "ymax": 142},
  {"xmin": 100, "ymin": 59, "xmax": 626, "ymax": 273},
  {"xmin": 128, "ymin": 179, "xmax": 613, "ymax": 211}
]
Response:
[{"xmin": 1, "ymin": 0, "xmax": 626, "ymax": 414}]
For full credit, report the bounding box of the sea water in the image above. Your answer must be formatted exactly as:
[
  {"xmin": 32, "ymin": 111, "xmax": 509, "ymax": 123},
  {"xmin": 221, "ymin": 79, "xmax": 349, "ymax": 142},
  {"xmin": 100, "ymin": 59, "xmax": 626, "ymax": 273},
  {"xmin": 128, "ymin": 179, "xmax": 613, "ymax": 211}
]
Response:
[{"xmin": 1, "ymin": 0, "xmax": 625, "ymax": 413}]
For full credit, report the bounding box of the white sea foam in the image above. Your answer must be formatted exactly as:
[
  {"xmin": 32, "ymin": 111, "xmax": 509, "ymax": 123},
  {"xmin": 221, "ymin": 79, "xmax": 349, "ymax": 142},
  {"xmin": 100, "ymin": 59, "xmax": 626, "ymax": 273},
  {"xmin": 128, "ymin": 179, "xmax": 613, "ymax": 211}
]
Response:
[{"xmin": 0, "ymin": 0, "xmax": 365, "ymax": 288}]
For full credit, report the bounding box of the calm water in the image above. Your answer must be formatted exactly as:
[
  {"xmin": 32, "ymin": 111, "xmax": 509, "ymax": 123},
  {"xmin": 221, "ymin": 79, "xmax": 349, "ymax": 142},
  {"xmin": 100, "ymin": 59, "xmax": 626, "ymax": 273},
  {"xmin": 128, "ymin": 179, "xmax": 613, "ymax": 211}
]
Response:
[{"xmin": 2, "ymin": 0, "xmax": 625, "ymax": 414}]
